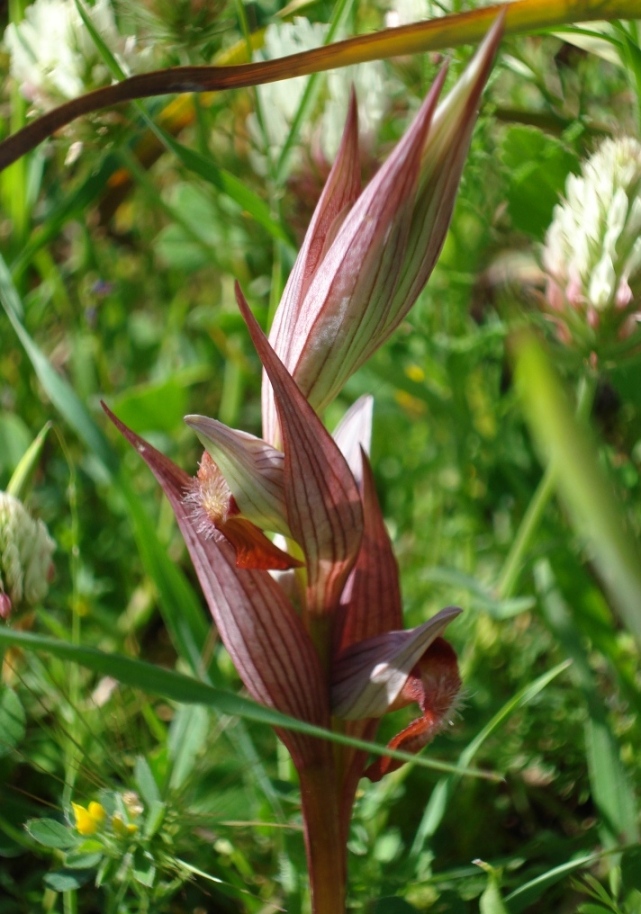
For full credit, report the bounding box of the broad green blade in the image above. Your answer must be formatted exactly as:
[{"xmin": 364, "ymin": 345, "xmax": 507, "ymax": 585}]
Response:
[
  {"xmin": 0, "ymin": 628, "xmax": 499, "ymax": 779},
  {"xmin": 513, "ymin": 331, "xmax": 641, "ymax": 650}
]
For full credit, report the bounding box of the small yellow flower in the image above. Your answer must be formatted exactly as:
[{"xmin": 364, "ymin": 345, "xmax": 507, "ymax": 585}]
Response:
[
  {"xmin": 72, "ymin": 801, "xmax": 106, "ymax": 836},
  {"xmin": 111, "ymin": 813, "xmax": 138, "ymax": 838}
]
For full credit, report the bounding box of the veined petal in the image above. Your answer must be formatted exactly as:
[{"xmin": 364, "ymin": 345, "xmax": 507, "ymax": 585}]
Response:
[
  {"xmin": 364, "ymin": 637, "xmax": 461, "ymax": 781},
  {"xmin": 333, "ymin": 450, "xmax": 402, "ymax": 655},
  {"xmin": 281, "ymin": 67, "xmax": 449, "ymax": 416},
  {"xmin": 332, "ymin": 394, "xmax": 373, "ymax": 487},
  {"xmin": 103, "ymin": 404, "xmax": 331, "ymax": 769},
  {"xmin": 236, "ymin": 286, "xmax": 363, "ymax": 617},
  {"xmin": 187, "ymin": 451, "xmax": 297, "ymax": 570},
  {"xmin": 185, "ymin": 415, "xmax": 289, "ymax": 536},
  {"xmin": 376, "ymin": 14, "xmax": 504, "ymax": 346},
  {"xmin": 263, "ymin": 91, "xmax": 361, "ymax": 447},
  {"xmin": 331, "ymin": 605, "xmax": 461, "ymax": 719}
]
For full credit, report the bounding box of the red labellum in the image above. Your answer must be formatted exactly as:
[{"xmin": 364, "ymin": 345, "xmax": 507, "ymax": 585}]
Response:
[{"xmin": 364, "ymin": 637, "xmax": 461, "ymax": 782}]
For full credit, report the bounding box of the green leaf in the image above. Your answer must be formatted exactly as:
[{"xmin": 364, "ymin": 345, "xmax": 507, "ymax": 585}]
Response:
[
  {"xmin": 63, "ymin": 851, "xmax": 103, "ymax": 870},
  {"xmin": 506, "ymin": 852, "xmax": 602, "ymax": 912},
  {"xmin": 142, "ymin": 800, "xmax": 166, "ymax": 840},
  {"xmin": 6, "ymin": 421, "xmax": 52, "ymax": 499},
  {"xmin": 44, "ymin": 868, "xmax": 93, "ymax": 891},
  {"xmin": 168, "ymin": 704, "xmax": 209, "ymax": 790},
  {"xmin": 480, "ymin": 873, "xmax": 510, "ymax": 914},
  {"xmin": 0, "ymin": 627, "xmax": 498, "ymax": 780},
  {"xmin": 502, "ymin": 125, "xmax": 578, "ymax": 239},
  {"xmin": 513, "ymin": 331, "xmax": 641, "ymax": 650},
  {"xmin": 26, "ymin": 819, "xmax": 78, "ymax": 850},
  {"xmin": 110, "ymin": 369, "xmax": 207, "ymax": 435},
  {"xmin": 132, "ymin": 848, "xmax": 156, "ymax": 887},
  {"xmin": 134, "ymin": 757, "xmax": 161, "ymax": 809},
  {"xmin": 0, "ymin": 688, "xmax": 25, "ymax": 757}
]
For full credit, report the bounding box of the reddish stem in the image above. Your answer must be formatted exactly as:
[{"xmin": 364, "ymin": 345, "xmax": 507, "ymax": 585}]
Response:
[{"xmin": 299, "ymin": 764, "xmax": 347, "ymax": 914}]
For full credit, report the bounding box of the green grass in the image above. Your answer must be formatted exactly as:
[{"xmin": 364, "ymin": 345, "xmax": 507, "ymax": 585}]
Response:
[{"xmin": 1, "ymin": 2, "xmax": 641, "ymax": 912}]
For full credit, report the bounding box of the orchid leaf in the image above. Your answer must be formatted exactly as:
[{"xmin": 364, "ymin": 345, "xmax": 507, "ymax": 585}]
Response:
[{"xmin": 3, "ymin": 2, "xmax": 641, "ymax": 173}]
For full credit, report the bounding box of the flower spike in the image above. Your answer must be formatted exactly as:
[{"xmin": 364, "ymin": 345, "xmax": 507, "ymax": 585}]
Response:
[{"xmin": 262, "ymin": 15, "xmax": 503, "ymax": 441}]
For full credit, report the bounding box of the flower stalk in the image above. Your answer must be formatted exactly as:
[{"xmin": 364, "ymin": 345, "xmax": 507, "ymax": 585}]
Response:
[
  {"xmin": 105, "ymin": 19, "xmax": 503, "ymax": 912},
  {"xmin": 1, "ymin": 0, "xmax": 639, "ymax": 172}
]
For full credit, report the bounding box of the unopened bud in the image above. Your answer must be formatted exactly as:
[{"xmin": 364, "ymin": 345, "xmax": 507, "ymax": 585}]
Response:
[{"xmin": 0, "ymin": 492, "xmax": 55, "ymax": 616}]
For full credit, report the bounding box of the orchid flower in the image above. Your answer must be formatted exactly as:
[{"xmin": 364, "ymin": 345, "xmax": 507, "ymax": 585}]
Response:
[
  {"xmin": 106, "ymin": 19, "xmax": 502, "ymax": 913},
  {"xmin": 262, "ymin": 14, "xmax": 504, "ymax": 448}
]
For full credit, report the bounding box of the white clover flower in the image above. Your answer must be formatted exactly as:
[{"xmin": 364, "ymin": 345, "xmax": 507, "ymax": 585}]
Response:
[
  {"xmin": 384, "ymin": 0, "xmax": 452, "ymax": 28},
  {"xmin": 247, "ymin": 17, "xmax": 397, "ymax": 172},
  {"xmin": 0, "ymin": 492, "xmax": 55, "ymax": 618},
  {"xmin": 3, "ymin": 0, "xmax": 150, "ymax": 111},
  {"xmin": 542, "ymin": 137, "xmax": 641, "ymax": 350}
]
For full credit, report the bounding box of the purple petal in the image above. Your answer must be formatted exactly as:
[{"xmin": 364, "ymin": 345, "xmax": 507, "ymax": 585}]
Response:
[
  {"xmin": 333, "ymin": 450, "xmax": 402, "ymax": 655},
  {"xmin": 263, "ymin": 91, "xmax": 361, "ymax": 446},
  {"xmin": 332, "ymin": 394, "xmax": 373, "ymax": 487},
  {"xmin": 235, "ymin": 287, "xmax": 363, "ymax": 618},
  {"xmin": 185, "ymin": 415, "xmax": 289, "ymax": 535},
  {"xmin": 103, "ymin": 403, "xmax": 330, "ymax": 768},
  {"xmin": 331, "ymin": 606, "xmax": 461, "ymax": 719}
]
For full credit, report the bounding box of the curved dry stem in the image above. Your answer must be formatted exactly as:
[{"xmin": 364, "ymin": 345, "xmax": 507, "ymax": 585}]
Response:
[{"xmin": 1, "ymin": 0, "xmax": 640, "ymax": 171}]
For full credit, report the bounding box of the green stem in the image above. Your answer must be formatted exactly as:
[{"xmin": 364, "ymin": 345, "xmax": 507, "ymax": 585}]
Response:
[{"xmin": 497, "ymin": 371, "xmax": 597, "ymax": 599}]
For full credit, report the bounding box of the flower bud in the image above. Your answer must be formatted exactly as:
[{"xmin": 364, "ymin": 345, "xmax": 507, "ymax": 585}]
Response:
[{"xmin": 0, "ymin": 492, "xmax": 55, "ymax": 618}]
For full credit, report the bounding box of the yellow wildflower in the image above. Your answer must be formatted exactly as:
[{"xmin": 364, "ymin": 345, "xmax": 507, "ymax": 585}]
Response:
[
  {"xmin": 72, "ymin": 801, "xmax": 106, "ymax": 836},
  {"xmin": 111, "ymin": 813, "xmax": 138, "ymax": 838}
]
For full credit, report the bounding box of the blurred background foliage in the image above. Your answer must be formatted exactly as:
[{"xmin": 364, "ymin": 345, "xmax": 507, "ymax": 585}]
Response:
[{"xmin": 0, "ymin": 0, "xmax": 640, "ymax": 911}]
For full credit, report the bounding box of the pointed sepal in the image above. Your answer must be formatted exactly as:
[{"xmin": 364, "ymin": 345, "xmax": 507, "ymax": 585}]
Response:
[
  {"xmin": 103, "ymin": 403, "xmax": 330, "ymax": 768},
  {"xmin": 263, "ymin": 90, "xmax": 361, "ymax": 446},
  {"xmin": 186, "ymin": 415, "xmax": 289, "ymax": 536},
  {"xmin": 333, "ymin": 449, "xmax": 403, "ymax": 655},
  {"xmin": 332, "ymin": 395, "xmax": 373, "ymax": 488},
  {"xmin": 236, "ymin": 286, "xmax": 363, "ymax": 617}
]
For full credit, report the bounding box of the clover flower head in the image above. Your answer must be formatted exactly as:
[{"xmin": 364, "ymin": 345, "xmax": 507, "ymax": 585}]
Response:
[
  {"xmin": 542, "ymin": 137, "xmax": 641, "ymax": 351},
  {"xmin": 0, "ymin": 492, "xmax": 55, "ymax": 618},
  {"xmin": 3, "ymin": 0, "xmax": 150, "ymax": 111},
  {"xmin": 247, "ymin": 16, "xmax": 394, "ymax": 171}
]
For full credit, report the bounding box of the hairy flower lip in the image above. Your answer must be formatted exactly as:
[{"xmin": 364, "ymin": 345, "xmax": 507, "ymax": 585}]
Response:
[
  {"xmin": 331, "ymin": 605, "xmax": 462, "ymax": 719},
  {"xmin": 185, "ymin": 414, "xmax": 289, "ymax": 536}
]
